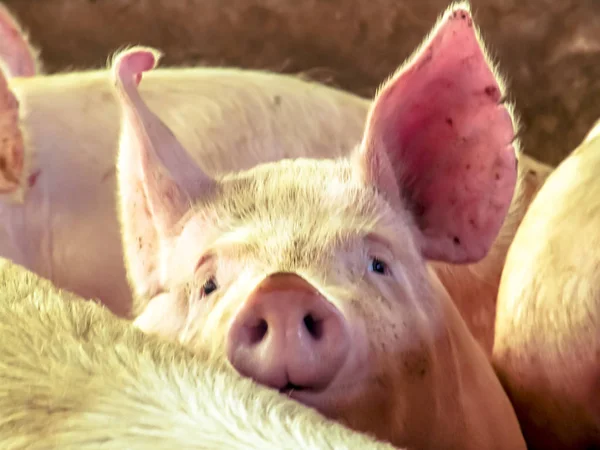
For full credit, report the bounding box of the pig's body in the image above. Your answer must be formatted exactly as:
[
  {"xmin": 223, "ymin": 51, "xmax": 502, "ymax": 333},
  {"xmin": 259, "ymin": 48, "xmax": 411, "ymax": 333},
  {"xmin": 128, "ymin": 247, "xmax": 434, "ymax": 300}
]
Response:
[
  {"xmin": 1, "ymin": 62, "xmax": 551, "ymax": 355},
  {"xmin": 0, "ymin": 258, "xmax": 399, "ymax": 450},
  {"xmin": 493, "ymin": 120, "xmax": 600, "ymax": 450}
]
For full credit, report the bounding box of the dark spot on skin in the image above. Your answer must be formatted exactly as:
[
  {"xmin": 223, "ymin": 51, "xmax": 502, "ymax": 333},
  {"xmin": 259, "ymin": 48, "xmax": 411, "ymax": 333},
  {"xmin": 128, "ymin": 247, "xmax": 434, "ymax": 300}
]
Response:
[
  {"xmin": 466, "ymin": 164, "xmax": 471, "ymax": 170},
  {"xmin": 101, "ymin": 166, "xmax": 116, "ymax": 182},
  {"xmin": 453, "ymin": 236, "xmax": 461, "ymax": 245},
  {"xmin": 412, "ymin": 201, "xmax": 426, "ymax": 218},
  {"xmin": 528, "ymin": 169, "xmax": 537, "ymax": 177},
  {"xmin": 27, "ymin": 169, "xmax": 41, "ymax": 187},
  {"xmin": 416, "ymin": 48, "xmax": 433, "ymax": 71},
  {"xmin": 460, "ymin": 11, "xmax": 467, "ymax": 19},
  {"xmin": 273, "ymin": 95, "xmax": 281, "ymax": 106},
  {"xmin": 495, "ymin": 172, "xmax": 501, "ymax": 180},
  {"xmin": 403, "ymin": 350, "xmax": 429, "ymax": 379},
  {"xmin": 469, "ymin": 218, "xmax": 478, "ymax": 228},
  {"xmin": 484, "ymin": 85, "xmax": 499, "ymax": 100},
  {"xmin": 446, "ymin": 117, "xmax": 453, "ymax": 126},
  {"xmin": 467, "ymin": 18, "xmax": 473, "ymax": 27}
]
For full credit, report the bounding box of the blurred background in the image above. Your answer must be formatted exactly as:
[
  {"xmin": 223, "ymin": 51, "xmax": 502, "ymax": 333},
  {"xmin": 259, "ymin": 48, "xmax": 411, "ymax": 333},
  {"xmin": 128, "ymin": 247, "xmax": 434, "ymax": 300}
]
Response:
[{"xmin": 5, "ymin": 0, "xmax": 599, "ymax": 166}]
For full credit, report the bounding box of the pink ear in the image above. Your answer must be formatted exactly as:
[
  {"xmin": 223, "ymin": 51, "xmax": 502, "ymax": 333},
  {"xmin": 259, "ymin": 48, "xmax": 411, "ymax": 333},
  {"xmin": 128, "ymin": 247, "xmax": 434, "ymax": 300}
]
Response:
[
  {"xmin": 112, "ymin": 47, "xmax": 214, "ymax": 300},
  {"xmin": 0, "ymin": 4, "xmax": 40, "ymax": 78},
  {"xmin": 0, "ymin": 65, "xmax": 24, "ymax": 194},
  {"xmin": 359, "ymin": 4, "xmax": 517, "ymax": 264}
]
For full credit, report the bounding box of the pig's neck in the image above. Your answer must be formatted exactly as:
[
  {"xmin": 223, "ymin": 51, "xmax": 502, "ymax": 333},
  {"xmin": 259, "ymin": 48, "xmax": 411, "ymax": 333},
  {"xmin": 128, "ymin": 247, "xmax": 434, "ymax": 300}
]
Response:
[
  {"xmin": 425, "ymin": 274, "xmax": 528, "ymax": 450},
  {"xmin": 430, "ymin": 164, "xmax": 547, "ymax": 358}
]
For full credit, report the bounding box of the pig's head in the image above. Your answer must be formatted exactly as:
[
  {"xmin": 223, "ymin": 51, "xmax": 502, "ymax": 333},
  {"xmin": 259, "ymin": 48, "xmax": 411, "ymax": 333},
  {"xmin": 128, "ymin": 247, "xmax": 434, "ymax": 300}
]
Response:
[{"xmin": 113, "ymin": 3, "xmax": 517, "ymax": 445}]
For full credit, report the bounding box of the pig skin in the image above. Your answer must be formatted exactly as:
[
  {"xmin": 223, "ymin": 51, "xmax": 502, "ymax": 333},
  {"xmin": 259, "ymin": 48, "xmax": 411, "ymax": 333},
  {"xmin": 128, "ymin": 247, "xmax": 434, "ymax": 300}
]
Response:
[{"xmin": 493, "ymin": 119, "xmax": 600, "ymax": 450}]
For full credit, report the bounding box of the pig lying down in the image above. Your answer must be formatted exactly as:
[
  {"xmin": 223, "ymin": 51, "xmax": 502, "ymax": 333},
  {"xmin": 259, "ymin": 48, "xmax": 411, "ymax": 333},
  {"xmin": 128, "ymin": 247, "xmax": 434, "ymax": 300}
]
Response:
[
  {"xmin": 493, "ymin": 119, "xmax": 600, "ymax": 450},
  {"xmin": 0, "ymin": 1, "xmax": 551, "ymax": 358},
  {"xmin": 0, "ymin": 259, "xmax": 398, "ymax": 449},
  {"xmin": 113, "ymin": 3, "xmax": 526, "ymax": 449}
]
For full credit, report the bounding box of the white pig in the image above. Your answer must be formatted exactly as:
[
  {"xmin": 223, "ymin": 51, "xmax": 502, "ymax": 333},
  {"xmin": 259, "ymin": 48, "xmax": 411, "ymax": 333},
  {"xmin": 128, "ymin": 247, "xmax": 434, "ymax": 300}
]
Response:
[
  {"xmin": 0, "ymin": 2, "xmax": 551, "ymax": 358},
  {"xmin": 0, "ymin": 258, "xmax": 399, "ymax": 450},
  {"xmin": 115, "ymin": 4, "xmax": 527, "ymax": 449},
  {"xmin": 493, "ymin": 119, "xmax": 600, "ymax": 450}
]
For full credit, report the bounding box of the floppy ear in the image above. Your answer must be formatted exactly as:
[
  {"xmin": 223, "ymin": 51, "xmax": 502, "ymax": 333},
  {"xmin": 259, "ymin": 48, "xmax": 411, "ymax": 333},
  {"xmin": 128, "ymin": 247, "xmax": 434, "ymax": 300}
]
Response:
[
  {"xmin": 112, "ymin": 47, "xmax": 215, "ymax": 301},
  {"xmin": 356, "ymin": 3, "xmax": 518, "ymax": 264},
  {"xmin": 0, "ymin": 4, "xmax": 41, "ymax": 78}
]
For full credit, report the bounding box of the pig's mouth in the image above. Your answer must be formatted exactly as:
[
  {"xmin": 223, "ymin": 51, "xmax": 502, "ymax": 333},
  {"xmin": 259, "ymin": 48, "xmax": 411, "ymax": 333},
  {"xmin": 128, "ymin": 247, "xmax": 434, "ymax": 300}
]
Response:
[{"xmin": 279, "ymin": 382, "xmax": 309, "ymax": 394}]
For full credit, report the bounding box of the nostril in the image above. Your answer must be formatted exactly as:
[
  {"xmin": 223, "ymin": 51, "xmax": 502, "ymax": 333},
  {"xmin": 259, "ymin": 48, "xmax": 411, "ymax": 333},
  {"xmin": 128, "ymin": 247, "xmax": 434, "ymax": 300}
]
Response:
[
  {"xmin": 246, "ymin": 319, "xmax": 268, "ymax": 345},
  {"xmin": 303, "ymin": 314, "xmax": 324, "ymax": 340}
]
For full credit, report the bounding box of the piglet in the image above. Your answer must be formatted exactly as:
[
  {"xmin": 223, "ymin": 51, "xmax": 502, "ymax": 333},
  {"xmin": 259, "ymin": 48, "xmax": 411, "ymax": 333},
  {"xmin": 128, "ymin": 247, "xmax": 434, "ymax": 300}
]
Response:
[
  {"xmin": 115, "ymin": 4, "xmax": 527, "ymax": 449},
  {"xmin": 0, "ymin": 258, "xmax": 398, "ymax": 450},
  {"xmin": 493, "ymin": 119, "xmax": 600, "ymax": 450}
]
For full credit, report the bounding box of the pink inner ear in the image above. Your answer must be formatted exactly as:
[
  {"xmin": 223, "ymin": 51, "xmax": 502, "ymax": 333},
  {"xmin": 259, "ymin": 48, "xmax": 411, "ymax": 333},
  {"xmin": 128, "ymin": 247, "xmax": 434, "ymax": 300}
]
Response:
[
  {"xmin": 362, "ymin": 7, "xmax": 517, "ymax": 264},
  {"xmin": 0, "ymin": 67, "xmax": 23, "ymax": 194},
  {"xmin": 0, "ymin": 5, "xmax": 37, "ymax": 78}
]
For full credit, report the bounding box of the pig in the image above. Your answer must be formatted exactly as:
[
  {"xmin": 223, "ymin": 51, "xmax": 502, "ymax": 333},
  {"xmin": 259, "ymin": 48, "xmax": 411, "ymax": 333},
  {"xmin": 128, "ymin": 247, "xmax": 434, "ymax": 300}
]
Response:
[
  {"xmin": 0, "ymin": 259, "xmax": 399, "ymax": 450},
  {"xmin": 493, "ymin": 119, "xmax": 600, "ymax": 450},
  {"xmin": 0, "ymin": 2, "xmax": 551, "ymax": 358},
  {"xmin": 114, "ymin": 4, "xmax": 528, "ymax": 449}
]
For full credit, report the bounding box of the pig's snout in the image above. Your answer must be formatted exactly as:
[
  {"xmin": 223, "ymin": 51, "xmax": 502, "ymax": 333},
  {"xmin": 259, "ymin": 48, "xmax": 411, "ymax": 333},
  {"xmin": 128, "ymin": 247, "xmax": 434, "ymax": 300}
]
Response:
[{"xmin": 226, "ymin": 273, "xmax": 350, "ymax": 392}]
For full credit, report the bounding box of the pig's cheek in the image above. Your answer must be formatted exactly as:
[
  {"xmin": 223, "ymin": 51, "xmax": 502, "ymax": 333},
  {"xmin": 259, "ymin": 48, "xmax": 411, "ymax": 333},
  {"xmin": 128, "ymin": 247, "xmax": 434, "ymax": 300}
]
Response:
[
  {"xmin": 132, "ymin": 292, "xmax": 188, "ymax": 338},
  {"xmin": 193, "ymin": 293, "xmax": 241, "ymax": 359}
]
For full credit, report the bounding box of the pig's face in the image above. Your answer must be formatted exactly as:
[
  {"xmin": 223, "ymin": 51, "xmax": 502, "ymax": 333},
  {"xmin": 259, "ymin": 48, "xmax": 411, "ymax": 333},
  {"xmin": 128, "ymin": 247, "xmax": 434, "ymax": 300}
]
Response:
[
  {"xmin": 145, "ymin": 156, "xmax": 440, "ymax": 417},
  {"xmin": 113, "ymin": 3, "xmax": 518, "ymax": 445}
]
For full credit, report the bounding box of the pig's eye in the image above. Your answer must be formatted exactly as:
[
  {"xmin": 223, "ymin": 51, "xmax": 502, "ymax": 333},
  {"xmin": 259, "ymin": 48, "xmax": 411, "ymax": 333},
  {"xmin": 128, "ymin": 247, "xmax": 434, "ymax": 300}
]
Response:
[
  {"xmin": 201, "ymin": 277, "xmax": 218, "ymax": 297},
  {"xmin": 369, "ymin": 258, "xmax": 389, "ymax": 275}
]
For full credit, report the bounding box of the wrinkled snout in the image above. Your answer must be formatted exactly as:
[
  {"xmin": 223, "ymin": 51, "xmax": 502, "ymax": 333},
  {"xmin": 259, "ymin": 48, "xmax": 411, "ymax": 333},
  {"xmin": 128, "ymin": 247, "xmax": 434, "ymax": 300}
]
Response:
[{"xmin": 226, "ymin": 273, "xmax": 350, "ymax": 392}]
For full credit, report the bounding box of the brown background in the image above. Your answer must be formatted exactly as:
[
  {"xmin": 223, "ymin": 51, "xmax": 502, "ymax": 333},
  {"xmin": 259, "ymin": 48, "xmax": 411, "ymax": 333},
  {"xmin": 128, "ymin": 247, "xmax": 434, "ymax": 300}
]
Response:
[{"xmin": 5, "ymin": 0, "xmax": 600, "ymax": 166}]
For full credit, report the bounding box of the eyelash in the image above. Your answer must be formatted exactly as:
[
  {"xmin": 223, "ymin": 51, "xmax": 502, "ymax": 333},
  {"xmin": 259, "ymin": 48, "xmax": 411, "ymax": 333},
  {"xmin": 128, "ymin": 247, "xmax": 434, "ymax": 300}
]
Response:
[
  {"xmin": 369, "ymin": 257, "xmax": 389, "ymax": 275},
  {"xmin": 200, "ymin": 277, "xmax": 218, "ymax": 297}
]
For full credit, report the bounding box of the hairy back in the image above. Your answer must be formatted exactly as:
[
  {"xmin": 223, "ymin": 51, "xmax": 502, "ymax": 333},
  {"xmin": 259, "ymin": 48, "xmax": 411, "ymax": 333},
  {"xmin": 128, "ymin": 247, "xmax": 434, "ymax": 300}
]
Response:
[{"xmin": 0, "ymin": 258, "xmax": 398, "ymax": 450}]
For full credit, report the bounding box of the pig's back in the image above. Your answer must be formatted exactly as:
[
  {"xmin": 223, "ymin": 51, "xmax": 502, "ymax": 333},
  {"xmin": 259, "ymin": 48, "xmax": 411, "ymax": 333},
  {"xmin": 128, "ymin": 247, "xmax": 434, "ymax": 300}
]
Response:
[
  {"xmin": 493, "ymin": 125, "xmax": 600, "ymax": 449},
  {"xmin": 18, "ymin": 67, "xmax": 370, "ymax": 176}
]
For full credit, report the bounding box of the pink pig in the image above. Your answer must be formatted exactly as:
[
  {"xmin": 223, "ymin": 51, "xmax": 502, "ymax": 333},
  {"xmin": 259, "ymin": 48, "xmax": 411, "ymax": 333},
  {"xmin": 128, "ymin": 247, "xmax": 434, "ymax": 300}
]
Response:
[
  {"xmin": 115, "ymin": 4, "xmax": 527, "ymax": 449},
  {"xmin": 493, "ymin": 118, "xmax": 600, "ymax": 450},
  {"xmin": 0, "ymin": 2, "xmax": 551, "ymax": 359}
]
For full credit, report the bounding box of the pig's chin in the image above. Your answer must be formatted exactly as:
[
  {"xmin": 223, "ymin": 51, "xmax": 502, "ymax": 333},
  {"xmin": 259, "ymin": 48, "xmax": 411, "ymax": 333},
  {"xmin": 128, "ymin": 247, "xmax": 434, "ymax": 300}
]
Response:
[{"xmin": 276, "ymin": 373, "xmax": 368, "ymax": 414}]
